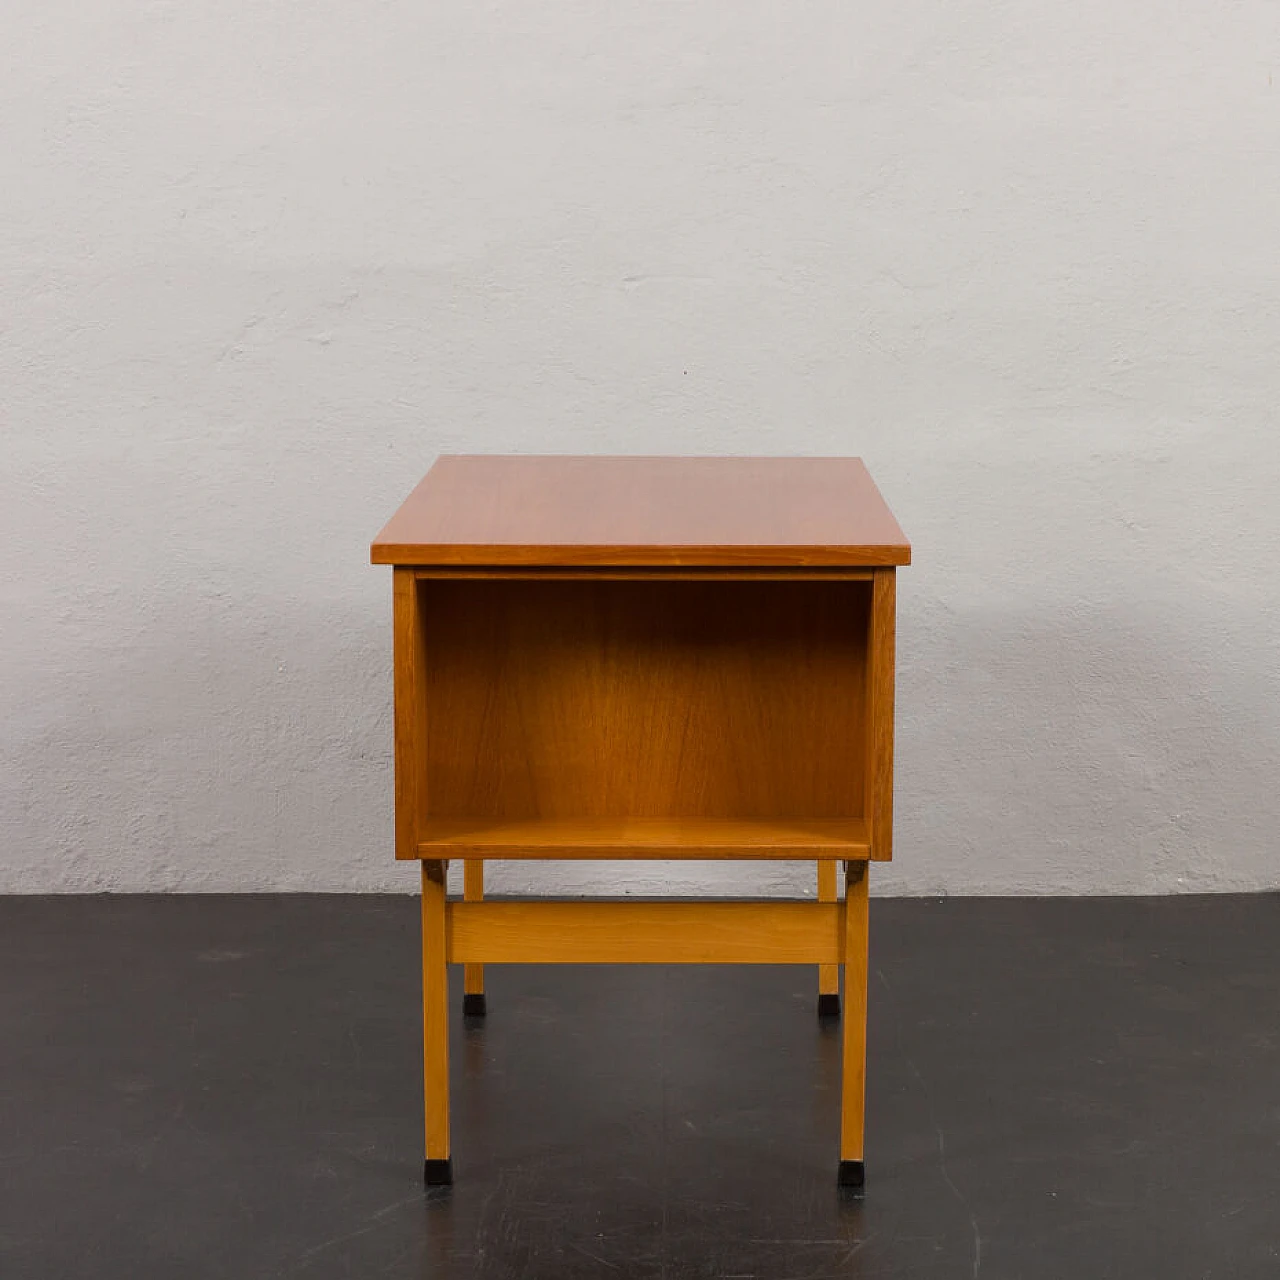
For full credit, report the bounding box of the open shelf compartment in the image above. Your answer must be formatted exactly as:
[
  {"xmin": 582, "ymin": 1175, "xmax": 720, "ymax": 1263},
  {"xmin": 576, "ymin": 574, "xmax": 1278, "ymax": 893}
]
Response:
[{"xmin": 408, "ymin": 574, "xmax": 874, "ymax": 860}]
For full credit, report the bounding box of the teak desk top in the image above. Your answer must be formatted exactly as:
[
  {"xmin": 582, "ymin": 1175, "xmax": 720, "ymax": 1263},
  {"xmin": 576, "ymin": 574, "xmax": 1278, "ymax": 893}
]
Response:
[{"xmin": 371, "ymin": 455, "xmax": 911, "ymax": 567}]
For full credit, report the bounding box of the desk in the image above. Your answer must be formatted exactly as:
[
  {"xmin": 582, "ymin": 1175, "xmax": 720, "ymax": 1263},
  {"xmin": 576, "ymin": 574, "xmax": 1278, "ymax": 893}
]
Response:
[{"xmin": 371, "ymin": 456, "xmax": 910, "ymax": 1190}]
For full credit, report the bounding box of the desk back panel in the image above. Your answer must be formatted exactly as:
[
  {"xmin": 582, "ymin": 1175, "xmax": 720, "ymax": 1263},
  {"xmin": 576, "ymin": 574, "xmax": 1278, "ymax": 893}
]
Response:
[{"xmin": 419, "ymin": 577, "xmax": 870, "ymax": 822}]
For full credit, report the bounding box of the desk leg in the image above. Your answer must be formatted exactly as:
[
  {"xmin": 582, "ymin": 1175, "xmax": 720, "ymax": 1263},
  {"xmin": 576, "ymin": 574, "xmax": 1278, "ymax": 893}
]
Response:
[
  {"xmin": 421, "ymin": 859, "xmax": 452, "ymax": 1185},
  {"xmin": 462, "ymin": 860, "xmax": 486, "ymax": 1017},
  {"xmin": 817, "ymin": 860, "xmax": 840, "ymax": 1019},
  {"xmin": 839, "ymin": 860, "xmax": 869, "ymax": 1191}
]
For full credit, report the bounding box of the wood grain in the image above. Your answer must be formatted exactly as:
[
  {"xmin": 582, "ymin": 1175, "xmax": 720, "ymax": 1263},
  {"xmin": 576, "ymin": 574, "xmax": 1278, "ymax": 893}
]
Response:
[
  {"xmin": 372, "ymin": 456, "xmax": 910, "ymax": 567},
  {"xmin": 865, "ymin": 568, "xmax": 897, "ymax": 861},
  {"xmin": 421, "ymin": 860, "xmax": 450, "ymax": 1161},
  {"xmin": 418, "ymin": 577, "xmax": 870, "ymax": 834},
  {"xmin": 392, "ymin": 568, "xmax": 427, "ymax": 861},
  {"xmin": 417, "ymin": 817, "xmax": 870, "ymax": 860},
  {"xmin": 840, "ymin": 861, "xmax": 870, "ymax": 1162},
  {"xmin": 446, "ymin": 900, "xmax": 845, "ymax": 964}
]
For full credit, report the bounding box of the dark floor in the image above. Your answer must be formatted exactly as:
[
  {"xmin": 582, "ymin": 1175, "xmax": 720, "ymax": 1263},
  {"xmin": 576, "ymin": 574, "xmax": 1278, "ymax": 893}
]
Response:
[{"xmin": 1, "ymin": 895, "xmax": 1278, "ymax": 1279}]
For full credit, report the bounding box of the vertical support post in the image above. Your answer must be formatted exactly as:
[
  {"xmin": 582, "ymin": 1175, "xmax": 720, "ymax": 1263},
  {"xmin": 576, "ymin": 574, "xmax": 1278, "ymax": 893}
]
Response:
[
  {"xmin": 839, "ymin": 860, "xmax": 870, "ymax": 1190},
  {"xmin": 422, "ymin": 859, "xmax": 452, "ymax": 1184},
  {"xmin": 817, "ymin": 860, "xmax": 840, "ymax": 1018},
  {"xmin": 462, "ymin": 860, "xmax": 486, "ymax": 1016}
]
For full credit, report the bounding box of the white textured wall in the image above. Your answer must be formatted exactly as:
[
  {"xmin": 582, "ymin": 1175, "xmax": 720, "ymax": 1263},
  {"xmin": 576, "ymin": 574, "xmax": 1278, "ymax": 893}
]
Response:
[{"xmin": 3, "ymin": 1, "xmax": 1279, "ymax": 896}]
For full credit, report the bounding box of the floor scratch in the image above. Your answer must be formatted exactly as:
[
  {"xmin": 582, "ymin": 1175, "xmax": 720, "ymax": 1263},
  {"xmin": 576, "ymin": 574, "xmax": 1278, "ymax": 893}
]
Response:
[
  {"xmin": 878, "ymin": 967, "xmax": 983, "ymax": 1278},
  {"xmin": 570, "ymin": 1240, "xmax": 620, "ymax": 1269},
  {"xmin": 286, "ymin": 1194, "xmax": 423, "ymax": 1272}
]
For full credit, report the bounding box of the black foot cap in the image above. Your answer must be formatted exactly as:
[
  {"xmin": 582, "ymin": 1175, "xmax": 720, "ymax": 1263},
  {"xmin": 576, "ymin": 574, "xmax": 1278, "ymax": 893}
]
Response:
[
  {"xmin": 463, "ymin": 993, "xmax": 487, "ymax": 1018},
  {"xmin": 424, "ymin": 1158, "xmax": 453, "ymax": 1186},
  {"xmin": 838, "ymin": 1160, "xmax": 865, "ymax": 1193},
  {"xmin": 817, "ymin": 993, "xmax": 841, "ymax": 1020}
]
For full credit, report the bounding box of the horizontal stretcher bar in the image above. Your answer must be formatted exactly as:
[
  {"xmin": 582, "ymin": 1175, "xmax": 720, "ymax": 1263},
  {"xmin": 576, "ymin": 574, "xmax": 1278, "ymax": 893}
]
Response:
[{"xmin": 444, "ymin": 900, "xmax": 844, "ymax": 965}]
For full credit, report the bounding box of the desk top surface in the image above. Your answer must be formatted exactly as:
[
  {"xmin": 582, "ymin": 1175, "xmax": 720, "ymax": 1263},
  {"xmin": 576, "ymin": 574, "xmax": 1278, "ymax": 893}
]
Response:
[{"xmin": 371, "ymin": 455, "xmax": 910, "ymax": 567}]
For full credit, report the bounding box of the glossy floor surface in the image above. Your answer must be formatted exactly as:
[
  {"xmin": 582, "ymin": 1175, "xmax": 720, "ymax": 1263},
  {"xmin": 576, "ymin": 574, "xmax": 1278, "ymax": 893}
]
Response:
[{"xmin": 2, "ymin": 894, "xmax": 1277, "ymax": 1278}]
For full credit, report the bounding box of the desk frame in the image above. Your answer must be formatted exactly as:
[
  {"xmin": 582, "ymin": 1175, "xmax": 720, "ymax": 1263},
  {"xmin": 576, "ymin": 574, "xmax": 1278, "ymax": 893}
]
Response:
[{"xmin": 393, "ymin": 564, "xmax": 896, "ymax": 1191}]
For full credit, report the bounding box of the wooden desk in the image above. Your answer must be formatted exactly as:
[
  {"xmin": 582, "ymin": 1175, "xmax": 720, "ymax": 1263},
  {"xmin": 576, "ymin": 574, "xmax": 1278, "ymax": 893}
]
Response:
[{"xmin": 372, "ymin": 456, "xmax": 910, "ymax": 1190}]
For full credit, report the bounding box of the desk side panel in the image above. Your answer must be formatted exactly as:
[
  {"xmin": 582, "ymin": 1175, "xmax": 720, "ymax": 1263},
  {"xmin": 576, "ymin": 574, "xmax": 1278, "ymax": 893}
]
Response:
[
  {"xmin": 392, "ymin": 569, "xmax": 429, "ymax": 859},
  {"xmin": 866, "ymin": 568, "xmax": 896, "ymax": 860}
]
